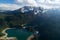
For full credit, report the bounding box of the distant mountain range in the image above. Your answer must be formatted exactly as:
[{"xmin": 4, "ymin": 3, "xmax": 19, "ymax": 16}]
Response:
[
  {"xmin": 1, "ymin": 6, "xmax": 60, "ymax": 40},
  {"xmin": 0, "ymin": 6, "xmax": 44, "ymax": 37},
  {"xmin": 0, "ymin": 6, "xmax": 43, "ymax": 15}
]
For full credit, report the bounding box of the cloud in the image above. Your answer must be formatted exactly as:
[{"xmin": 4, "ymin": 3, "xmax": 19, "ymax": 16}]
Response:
[
  {"xmin": 15, "ymin": 0, "xmax": 60, "ymax": 9},
  {"xmin": 15, "ymin": 0, "xmax": 24, "ymax": 3},
  {"xmin": 15, "ymin": 0, "xmax": 37, "ymax": 6},
  {"xmin": 26, "ymin": 0, "xmax": 37, "ymax": 6},
  {"xmin": 36, "ymin": 0, "xmax": 60, "ymax": 6},
  {"xmin": 37, "ymin": 0, "xmax": 60, "ymax": 5},
  {"xmin": 0, "ymin": 4, "xmax": 20, "ymax": 10},
  {"xmin": 16, "ymin": 0, "xmax": 60, "ymax": 5},
  {"xmin": 39, "ymin": 4, "xmax": 60, "ymax": 9},
  {"xmin": 36, "ymin": 0, "xmax": 60, "ymax": 9},
  {"xmin": 0, "ymin": 0, "xmax": 60, "ymax": 10}
]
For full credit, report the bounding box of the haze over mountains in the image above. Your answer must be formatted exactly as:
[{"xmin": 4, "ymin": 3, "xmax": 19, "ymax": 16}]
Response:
[{"xmin": 0, "ymin": 6, "xmax": 60, "ymax": 40}]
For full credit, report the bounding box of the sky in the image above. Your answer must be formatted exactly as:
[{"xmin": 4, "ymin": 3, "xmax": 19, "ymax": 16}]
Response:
[{"xmin": 0, "ymin": 0, "xmax": 60, "ymax": 10}]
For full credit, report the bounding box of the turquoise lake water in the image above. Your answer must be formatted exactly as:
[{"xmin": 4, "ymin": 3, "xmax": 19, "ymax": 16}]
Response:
[{"xmin": 6, "ymin": 29, "xmax": 32, "ymax": 40}]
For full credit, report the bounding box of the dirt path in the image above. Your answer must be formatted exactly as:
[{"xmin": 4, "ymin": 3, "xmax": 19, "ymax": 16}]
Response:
[
  {"xmin": 2, "ymin": 28, "xmax": 10, "ymax": 37},
  {"xmin": 2, "ymin": 28, "xmax": 15, "ymax": 37},
  {"xmin": 27, "ymin": 34, "xmax": 34, "ymax": 40}
]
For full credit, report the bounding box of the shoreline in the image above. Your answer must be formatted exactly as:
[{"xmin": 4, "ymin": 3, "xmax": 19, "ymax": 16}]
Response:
[
  {"xmin": 1, "ymin": 28, "xmax": 14, "ymax": 37},
  {"xmin": 27, "ymin": 34, "xmax": 34, "ymax": 40},
  {"xmin": 1, "ymin": 28, "xmax": 34, "ymax": 40}
]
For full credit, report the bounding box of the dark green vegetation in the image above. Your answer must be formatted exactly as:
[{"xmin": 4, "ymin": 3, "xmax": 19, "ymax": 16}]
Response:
[
  {"xmin": 1, "ymin": 6, "xmax": 60, "ymax": 40},
  {"xmin": 0, "ymin": 6, "xmax": 43, "ymax": 37},
  {"xmin": 0, "ymin": 14, "xmax": 10, "ymax": 37},
  {"xmin": 0, "ymin": 13, "xmax": 34, "ymax": 37}
]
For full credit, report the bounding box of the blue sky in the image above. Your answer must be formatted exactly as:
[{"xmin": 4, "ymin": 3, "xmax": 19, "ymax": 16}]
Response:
[
  {"xmin": 0, "ymin": 0, "xmax": 60, "ymax": 10},
  {"xmin": 0, "ymin": 0, "xmax": 14, "ymax": 4},
  {"xmin": 0, "ymin": 0, "xmax": 20, "ymax": 10}
]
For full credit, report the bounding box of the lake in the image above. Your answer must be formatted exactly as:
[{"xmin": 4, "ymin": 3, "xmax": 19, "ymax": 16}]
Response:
[{"xmin": 6, "ymin": 28, "xmax": 33, "ymax": 40}]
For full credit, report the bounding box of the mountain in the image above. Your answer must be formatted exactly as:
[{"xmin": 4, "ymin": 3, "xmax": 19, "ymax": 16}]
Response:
[
  {"xmin": 12, "ymin": 6, "xmax": 43, "ymax": 15},
  {"xmin": 0, "ymin": 6, "xmax": 43, "ymax": 15},
  {"xmin": 0, "ymin": 6, "xmax": 44, "ymax": 37},
  {"xmin": 1, "ymin": 6, "xmax": 60, "ymax": 40}
]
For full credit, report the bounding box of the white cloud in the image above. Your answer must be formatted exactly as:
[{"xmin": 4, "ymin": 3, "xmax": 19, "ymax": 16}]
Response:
[
  {"xmin": 39, "ymin": 4, "xmax": 60, "ymax": 9},
  {"xmin": 15, "ymin": 0, "xmax": 37, "ymax": 6},
  {"xmin": 36, "ymin": 0, "xmax": 60, "ymax": 4},
  {"xmin": 0, "ymin": 0, "xmax": 60, "ymax": 10},
  {"xmin": 36, "ymin": 0, "xmax": 60, "ymax": 9},
  {"xmin": 26, "ymin": 0, "xmax": 37, "ymax": 6},
  {"xmin": 0, "ymin": 4, "xmax": 20, "ymax": 10},
  {"xmin": 15, "ymin": 0, "xmax": 24, "ymax": 3},
  {"xmin": 15, "ymin": 0, "xmax": 60, "ymax": 9}
]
